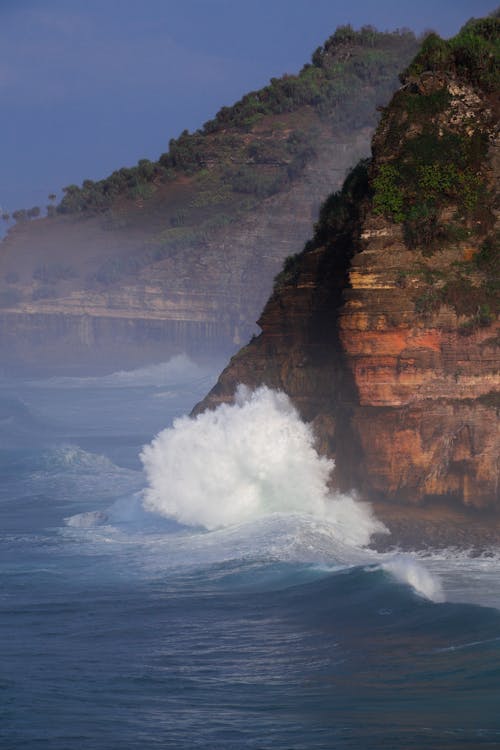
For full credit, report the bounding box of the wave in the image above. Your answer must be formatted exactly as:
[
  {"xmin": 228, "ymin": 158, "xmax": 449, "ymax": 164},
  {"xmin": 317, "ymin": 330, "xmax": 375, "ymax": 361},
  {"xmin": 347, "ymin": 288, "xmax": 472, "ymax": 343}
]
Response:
[
  {"xmin": 138, "ymin": 384, "xmax": 447, "ymax": 600},
  {"xmin": 27, "ymin": 354, "xmax": 217, "ymax": 389},
  {"xmin": 141, "ymin": 385, "xmax": 386, "ymax": 546},
  {"xmin": 53, "ymin": 385, "xmax": 437, "ymax": 602},
  {"xmin": 28, "ymin": 444, "xmax": 144, "ymax": 508},
  {"xmin": 379, "ymin": 554, "xmax": 444, "ymax": 601},
  {"xmin": 64, "ymin": 510, "xmax": 110, "ymax": 528},
  {"xmin": 40, "ymin": 444, "xmax": 123, "ymax": 473},
  {"xmin": 56, "ymin": 385, "xmax": 448, "ymax": 603},
  {"xmin": 61, "ymin": 504, "xmax": 445, "ymax": 601}
]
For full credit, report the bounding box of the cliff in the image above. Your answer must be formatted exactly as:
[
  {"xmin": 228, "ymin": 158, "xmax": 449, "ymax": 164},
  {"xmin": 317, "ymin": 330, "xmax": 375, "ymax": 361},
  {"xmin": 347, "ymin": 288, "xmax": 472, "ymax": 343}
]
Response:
[
  {"xmin": 0, "ymin": 27, "xmax": 419, "ymax": 373},
  {"xmin": 195, "ymin": 17, "xmax": 500, "ymax": 511}
]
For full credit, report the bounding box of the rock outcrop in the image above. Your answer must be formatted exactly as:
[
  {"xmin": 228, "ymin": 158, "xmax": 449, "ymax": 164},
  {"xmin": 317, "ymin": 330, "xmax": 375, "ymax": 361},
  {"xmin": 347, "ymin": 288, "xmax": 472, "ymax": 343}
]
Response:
[{"xmin": 195, "ymin": 19, "xmax": 500, "ymax": 510}]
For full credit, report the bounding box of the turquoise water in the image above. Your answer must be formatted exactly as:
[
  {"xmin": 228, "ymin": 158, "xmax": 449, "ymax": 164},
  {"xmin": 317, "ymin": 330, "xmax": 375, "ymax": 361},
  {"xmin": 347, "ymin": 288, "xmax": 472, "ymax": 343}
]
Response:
[{"xmin": 1, "ymin": 361, "xmax": 500, "ymax": 749}]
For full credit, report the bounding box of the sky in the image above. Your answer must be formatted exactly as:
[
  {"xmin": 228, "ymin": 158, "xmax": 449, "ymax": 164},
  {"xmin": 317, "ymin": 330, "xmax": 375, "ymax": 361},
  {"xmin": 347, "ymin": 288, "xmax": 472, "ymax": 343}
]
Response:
[{"xmin": 1, "ymin": 0, "xmax": 497, "ymax": 215}]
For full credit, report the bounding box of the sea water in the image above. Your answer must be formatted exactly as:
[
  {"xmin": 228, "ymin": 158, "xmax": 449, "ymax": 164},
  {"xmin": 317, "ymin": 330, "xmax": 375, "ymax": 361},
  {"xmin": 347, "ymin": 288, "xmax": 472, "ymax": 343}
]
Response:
[{"xmin": 1, "ymin": 356, "xmax": 500, "ymax": 749}]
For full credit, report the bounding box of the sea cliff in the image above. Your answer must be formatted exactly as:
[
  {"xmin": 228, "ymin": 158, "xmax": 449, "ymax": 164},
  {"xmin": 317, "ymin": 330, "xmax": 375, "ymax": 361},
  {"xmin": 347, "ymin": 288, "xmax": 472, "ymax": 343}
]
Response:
[{"xmin": 195, "ymin": 18, "xmax": 500, "ymax": 513}]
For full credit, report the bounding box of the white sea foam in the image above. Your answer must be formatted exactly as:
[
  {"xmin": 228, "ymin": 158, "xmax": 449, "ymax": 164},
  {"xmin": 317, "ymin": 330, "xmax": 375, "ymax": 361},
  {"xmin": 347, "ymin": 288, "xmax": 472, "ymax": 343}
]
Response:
[
  {"xmin": 141, "ymin": 385, "xmax": 386, "ymax": 547},
  {"xmin": 88, "ymin": 354, "xmax": 206, "ymax": 387},
  {"xmin": 65, "ymin": 510, "xmax": 109, "ymax": 528},
  {"xmin": 42, "ymin": 445, "xmax": 119, "ymax": 472},
  {"xmin": 380, "ymin": 555, "xmax": 445, "ymax": 602},
  {"xmin": 29, "ymin": 354, "xmax": 214, "ymax": 389},
  {"xmin": 55, "ymin": 384, "xmax": 445, "ymax": 603},
  {"xmin": 39, "ymin": 445, "xmax": 143, "ymax": 515}
]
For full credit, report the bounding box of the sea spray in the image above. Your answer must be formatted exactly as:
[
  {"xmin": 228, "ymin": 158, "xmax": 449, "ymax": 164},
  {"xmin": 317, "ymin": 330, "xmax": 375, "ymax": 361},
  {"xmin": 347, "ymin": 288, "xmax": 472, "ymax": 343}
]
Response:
[
  {"xmin": 141, "ymin": 385, "xmax": 386, "ymax": 546},
  {"xmin": 379, "ymin": 555, "xmax": 445, "ymax": 602}
]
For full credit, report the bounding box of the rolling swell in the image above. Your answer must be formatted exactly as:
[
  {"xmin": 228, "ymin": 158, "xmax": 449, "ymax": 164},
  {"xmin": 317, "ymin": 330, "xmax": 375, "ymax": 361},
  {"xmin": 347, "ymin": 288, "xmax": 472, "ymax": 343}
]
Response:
[
  {"xmin": 2, "ymin": 380, "xmax": 500, "ymax": 748},
  {"xmin": 4, "ymin": 554, "xmax": 498, "ymax": 750}
]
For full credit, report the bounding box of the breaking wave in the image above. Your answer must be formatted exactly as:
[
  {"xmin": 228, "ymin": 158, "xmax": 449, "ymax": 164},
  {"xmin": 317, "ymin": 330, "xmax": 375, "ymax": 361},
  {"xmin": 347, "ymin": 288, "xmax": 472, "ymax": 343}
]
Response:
[
  {"xmin": 28, "ymin": 354, "xmax": 214, "ymax": 389},
  {"xmin": 141, "ymin": 385, "xmax": 385, "ymax": 546},
  {"xmin": 54, "ymin": 385, "xmax": 445, "ymax": 603},
  {"xmin": 380, "ymin": 555, "xmax": 444, "ymax": 602}
]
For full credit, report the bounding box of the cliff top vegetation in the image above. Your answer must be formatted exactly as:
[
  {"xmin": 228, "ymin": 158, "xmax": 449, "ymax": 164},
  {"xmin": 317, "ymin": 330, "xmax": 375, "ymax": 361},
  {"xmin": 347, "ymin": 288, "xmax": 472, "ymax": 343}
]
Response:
[
  {"xmin": 275, "ymin": 14, "xmax": 499, "ymax": 329},
  {"xmin": 55, "ymin": 25, "xmax": 419, "ymax": 218},
  {"xmin": 0, "ymin": 24, "xmax": 413, "ymax": 290},
  {"xmin": 0, "ymin": 23, "xmax": 421, "ymax": 314}
]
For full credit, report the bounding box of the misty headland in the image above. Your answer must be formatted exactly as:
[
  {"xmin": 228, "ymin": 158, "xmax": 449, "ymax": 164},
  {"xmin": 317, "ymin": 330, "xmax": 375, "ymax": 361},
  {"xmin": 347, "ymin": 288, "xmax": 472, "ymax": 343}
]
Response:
[
  {"xmin": 0, "ymin": 26, "xmax": 420, "ymax": 374},
  {"xmin": 1, "ymin": 6, "xmax": 500, "ymax": 748},
  {"xmin": 0, "ymin": 7, "xmax": 499, "ymax": 538}
]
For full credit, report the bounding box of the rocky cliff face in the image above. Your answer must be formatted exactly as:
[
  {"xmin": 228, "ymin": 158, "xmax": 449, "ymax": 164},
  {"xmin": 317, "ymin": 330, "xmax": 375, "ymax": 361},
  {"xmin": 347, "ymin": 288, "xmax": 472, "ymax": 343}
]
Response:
[{"xmin": 196, "ymin": 19, "xmax": 500, "ymax": 510}]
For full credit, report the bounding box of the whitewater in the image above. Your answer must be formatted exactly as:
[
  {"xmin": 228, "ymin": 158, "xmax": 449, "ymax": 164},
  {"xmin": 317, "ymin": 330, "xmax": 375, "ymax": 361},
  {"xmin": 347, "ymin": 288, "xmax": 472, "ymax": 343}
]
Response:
[{"xmin": 1, "ymin": 356, "xmax": 500, "ymax": 749}]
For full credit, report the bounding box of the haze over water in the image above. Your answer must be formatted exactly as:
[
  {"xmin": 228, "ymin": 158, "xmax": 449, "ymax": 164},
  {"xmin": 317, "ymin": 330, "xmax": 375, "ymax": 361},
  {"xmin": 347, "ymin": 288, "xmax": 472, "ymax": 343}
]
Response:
[{"xmin": 1, "ymin": 355, "xmax": 500, "ymax": 748}]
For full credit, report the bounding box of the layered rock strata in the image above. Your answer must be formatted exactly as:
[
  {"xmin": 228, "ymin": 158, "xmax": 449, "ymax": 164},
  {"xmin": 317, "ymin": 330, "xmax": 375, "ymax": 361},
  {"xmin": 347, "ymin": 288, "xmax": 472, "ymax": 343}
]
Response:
[{"xmin": 196, "ymin": 22, "xmax": 500, "ymax": 510}]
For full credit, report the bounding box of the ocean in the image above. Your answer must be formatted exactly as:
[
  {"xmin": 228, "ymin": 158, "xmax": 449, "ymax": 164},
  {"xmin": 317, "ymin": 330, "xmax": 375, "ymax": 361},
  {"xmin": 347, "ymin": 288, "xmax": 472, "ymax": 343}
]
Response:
[{"xmin": 1, "ymin": 355, "xmax": 500, "ymax": 749}]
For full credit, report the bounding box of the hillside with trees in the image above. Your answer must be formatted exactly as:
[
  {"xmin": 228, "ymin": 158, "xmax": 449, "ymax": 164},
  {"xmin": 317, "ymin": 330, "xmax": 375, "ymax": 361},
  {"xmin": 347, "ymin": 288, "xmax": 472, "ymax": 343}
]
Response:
[{"xmin": 0, "ymin": 25, "xmax": 419, "ymax": 373}]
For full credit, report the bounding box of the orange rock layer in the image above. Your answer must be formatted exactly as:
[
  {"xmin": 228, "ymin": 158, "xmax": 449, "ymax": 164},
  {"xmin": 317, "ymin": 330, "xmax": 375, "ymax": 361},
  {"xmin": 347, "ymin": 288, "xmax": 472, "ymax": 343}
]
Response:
[{"xmin": 196, "ymin": 68, "xmax": 500, "ymax": 511}]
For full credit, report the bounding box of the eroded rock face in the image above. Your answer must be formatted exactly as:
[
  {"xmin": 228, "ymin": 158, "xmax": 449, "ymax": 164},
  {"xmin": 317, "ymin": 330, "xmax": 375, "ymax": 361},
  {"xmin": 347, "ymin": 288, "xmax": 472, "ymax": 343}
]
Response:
[
  {"xmin": 337, "ymin": 207, "xmax": 499, "ymax": 507},
  {"xmin": 196, "ymin": 27, "xmax": 500, "ymax": 509}
]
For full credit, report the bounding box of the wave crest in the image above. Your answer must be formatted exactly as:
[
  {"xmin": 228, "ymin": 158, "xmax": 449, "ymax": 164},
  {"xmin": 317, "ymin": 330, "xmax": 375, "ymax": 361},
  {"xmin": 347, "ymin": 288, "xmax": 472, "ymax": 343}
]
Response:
[
  {"xmin": 29, "ymin": 354, "xmax": 212, "ymax": 389},
  {"xmin": 141, "ymin": 385, "xmax": 386, "ymax": 546}
]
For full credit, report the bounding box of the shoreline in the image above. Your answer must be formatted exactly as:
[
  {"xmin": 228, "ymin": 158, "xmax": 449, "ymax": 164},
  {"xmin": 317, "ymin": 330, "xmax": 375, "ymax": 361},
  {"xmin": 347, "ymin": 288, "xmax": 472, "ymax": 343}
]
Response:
[{"xmin": 369, "ymin": 502, "xmax": 500, "ymax": 553}]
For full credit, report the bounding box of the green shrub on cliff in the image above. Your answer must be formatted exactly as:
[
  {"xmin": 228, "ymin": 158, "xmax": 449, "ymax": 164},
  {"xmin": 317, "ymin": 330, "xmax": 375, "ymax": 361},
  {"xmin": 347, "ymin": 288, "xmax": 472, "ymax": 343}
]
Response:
[
  {"xmin": 373, "ymin": 129, "xmax": 489, "ymax": 250},
  {"xmin": 372, "ymin": 16, "xmax": 498, "ymax": 253},
  {"xmin": 273, "ymin": 158, "xmax": 371, "ymax": 290},
  {"xmin": 370, "ymin": 15, "xmax": 499, "ymax": 326},
  {"xmin": 312, "ymin": 158, "xmax": 370, "ymax": 248},
  {"xmin": 274, "ymin": 13, "xmax": 499, "ymax": 324},
  {"xmin": 403, "ymin": 15, "xmax": 500, "ymax": 91},
  {"xmin": 273, "ymin": 253, "xmax": 302, "ymax": 288}
]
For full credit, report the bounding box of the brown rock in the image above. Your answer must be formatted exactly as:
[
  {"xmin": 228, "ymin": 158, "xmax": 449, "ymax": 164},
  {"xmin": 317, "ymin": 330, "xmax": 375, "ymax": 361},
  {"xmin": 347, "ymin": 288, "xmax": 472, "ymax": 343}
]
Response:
[{"xmin": 195, "ymin": 46, "xmax": 500, "ymax": 513}]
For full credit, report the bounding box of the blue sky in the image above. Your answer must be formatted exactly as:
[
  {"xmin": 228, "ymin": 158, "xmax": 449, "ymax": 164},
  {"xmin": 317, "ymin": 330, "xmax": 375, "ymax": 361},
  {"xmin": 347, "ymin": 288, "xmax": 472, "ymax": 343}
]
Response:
[{"xmin": 1, "ymin": 0, "xmax": 497, "ymax": 214}]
